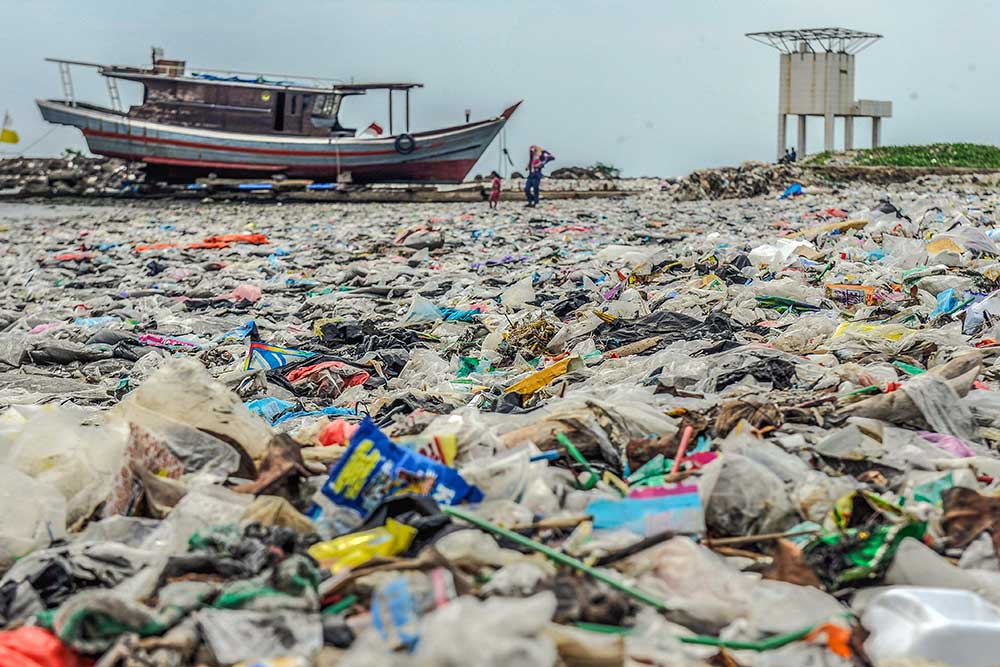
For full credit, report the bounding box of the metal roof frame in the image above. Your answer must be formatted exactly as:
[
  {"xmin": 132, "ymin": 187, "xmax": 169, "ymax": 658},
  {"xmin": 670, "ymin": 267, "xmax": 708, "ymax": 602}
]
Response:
[
  {"xmin": 745, "ymin": 27, "xmax": 883, "ymax": 55},
  {"xmin": 45, "ymin": 57, "xmax": 424, "ymax": 95}
]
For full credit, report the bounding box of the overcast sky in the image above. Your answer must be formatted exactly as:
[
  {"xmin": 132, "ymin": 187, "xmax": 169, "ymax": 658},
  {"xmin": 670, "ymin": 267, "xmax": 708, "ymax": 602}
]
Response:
[{"xmin": 1, "ymin": 0, "xmax": 998, "ymax": 177}]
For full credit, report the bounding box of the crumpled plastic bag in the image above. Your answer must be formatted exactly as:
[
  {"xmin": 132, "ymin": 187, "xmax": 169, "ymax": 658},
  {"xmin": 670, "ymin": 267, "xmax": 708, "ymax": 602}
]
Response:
[
  {"xmin": 501, "ymin": 275, "xmax": 536, "ymax": 309},
  {"xmin": 1, "ymin": 405, "xmax": 127, "ymax": 525},
  {"xmin": 413, "ymin": 592, "xmax": 557, "ymax": 667},
  {"xmin": 118, "ymin": 357, "xmax": 271, "ymax": 459},
  {"xmin": 748, "ymin": 238, "xmax": 816, "ymax": 271},
  {"xmin": 706, "ymin": 454, "xmax": 798, "ymax": 536},
  {"xmin": 619, "ymin": 536, "xmax": 756, "ymax": 632},
  {"xmin": 400, "ymin": 293, "xmax": 444, "ymax": 324},
  {"xmin": 196, "ymin": 609, "xmax": 322, "ymax": 665},
  {"xmin": 0, "ymin": 468, "xmax": 66, "ymax": 568}
]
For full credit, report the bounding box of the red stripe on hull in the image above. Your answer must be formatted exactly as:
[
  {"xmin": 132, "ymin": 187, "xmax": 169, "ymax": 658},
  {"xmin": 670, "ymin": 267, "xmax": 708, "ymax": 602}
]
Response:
[
  {"xmin": 103, "ymin": 151, "xmax": 478, "ymax": 183},
  {"xmin": 82, "ymin": 128, "xmax": 444, "ymax": 157},
  {"xmin": 144, "ymin": 156, "xmax": 286, "ymax": 170}
]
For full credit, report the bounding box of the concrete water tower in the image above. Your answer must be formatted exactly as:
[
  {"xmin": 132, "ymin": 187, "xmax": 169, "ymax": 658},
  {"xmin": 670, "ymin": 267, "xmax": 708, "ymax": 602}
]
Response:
[{"xmin": 746, "ymin": 28, "xmax": 892, "ymax": 159}]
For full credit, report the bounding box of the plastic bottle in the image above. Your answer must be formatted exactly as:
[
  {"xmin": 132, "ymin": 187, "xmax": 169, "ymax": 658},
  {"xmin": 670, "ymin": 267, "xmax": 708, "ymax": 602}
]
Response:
[{"xmin": 862, "ymin": 587, "xmax": 1000, "ymax": 667}]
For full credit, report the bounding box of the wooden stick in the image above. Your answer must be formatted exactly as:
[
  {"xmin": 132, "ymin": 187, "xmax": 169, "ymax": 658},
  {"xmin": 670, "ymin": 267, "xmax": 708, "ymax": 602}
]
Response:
[
  {"xmin": 509, "ymin": 515, "xmax": 592, "ymax": 532},
  {"xmin": 704, "ymin": 528, "xmax": 820, "ymax": 548}
]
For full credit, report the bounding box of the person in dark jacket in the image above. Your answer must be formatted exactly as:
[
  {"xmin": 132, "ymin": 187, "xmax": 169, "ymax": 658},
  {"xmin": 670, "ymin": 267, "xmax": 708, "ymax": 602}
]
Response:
[{"xmin": 525, "ymin": 145, "xmax": 555, "ymax": 207}]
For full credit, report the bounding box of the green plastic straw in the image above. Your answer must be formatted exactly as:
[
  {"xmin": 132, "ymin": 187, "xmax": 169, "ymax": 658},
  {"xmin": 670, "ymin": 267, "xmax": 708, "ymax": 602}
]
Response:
[
  {"xmin": 322, "ymin": 594, "xmax": 358, "ymax": 616},
  {"xmin": 555, "ymin": 431, "xmax": 600, "ymax": 490},
  {"xmin": 448, "ymin": 506, "xmax": 823, "ymax": 653},
  {"xmin": 442, "ymin": 506, "xmax": 669, "ymax": 611},
  {"xmin": 841, "ymin": 384, "xmax": 880, "ymax": 398},
  {"xmin": 574, "ymin": 621, "xmax": 817, "ymax": 652},
  {"xmin": 892, "ymin": 360, "xmax": 925, "ymax": 376}
]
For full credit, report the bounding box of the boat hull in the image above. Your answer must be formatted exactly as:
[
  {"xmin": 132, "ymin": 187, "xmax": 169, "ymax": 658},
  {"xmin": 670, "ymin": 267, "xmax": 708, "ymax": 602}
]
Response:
[{"xmin": 37, "ymin": 99, "xmax": 518, "ymax": 183}]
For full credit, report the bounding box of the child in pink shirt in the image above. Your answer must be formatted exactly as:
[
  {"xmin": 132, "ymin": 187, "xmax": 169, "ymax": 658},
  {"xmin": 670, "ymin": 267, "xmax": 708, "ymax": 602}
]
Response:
[{"xmin": 488, "ymin": 170, "xmax": 501, "ymax": 209}]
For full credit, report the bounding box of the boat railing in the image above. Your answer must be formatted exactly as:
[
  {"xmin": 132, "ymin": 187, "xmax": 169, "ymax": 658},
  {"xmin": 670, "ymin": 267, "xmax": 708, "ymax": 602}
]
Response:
[{"xmin": 45, "ymin": 58, "xmax": 125, "ymax": 112}]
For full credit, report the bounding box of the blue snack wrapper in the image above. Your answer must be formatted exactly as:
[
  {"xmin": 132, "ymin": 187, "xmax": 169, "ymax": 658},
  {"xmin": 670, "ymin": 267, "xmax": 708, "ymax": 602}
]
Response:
[{"xmin": 319, "ymin": 417, "xmax": 483, "ymax": 517}]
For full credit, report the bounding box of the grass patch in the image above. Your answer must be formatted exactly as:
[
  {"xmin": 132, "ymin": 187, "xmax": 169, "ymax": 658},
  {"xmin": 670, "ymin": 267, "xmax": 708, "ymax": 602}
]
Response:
[
  {"xmin": 804, "ymin": 151, "xmax": 832, "ymax": 166},
  {"xmin": 836, "ymin": 144, "xmax": 1000, "ymax": 168}
]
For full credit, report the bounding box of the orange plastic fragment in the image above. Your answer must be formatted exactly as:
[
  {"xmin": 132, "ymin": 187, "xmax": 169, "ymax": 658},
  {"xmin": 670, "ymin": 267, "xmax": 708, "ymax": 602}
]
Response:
[{"xmin": 805, "ymin": 623, "xmax": 852, "ymax": 659}]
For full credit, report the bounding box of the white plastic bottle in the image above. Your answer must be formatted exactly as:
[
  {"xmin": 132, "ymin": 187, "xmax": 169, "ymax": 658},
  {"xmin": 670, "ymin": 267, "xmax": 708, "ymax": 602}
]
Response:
[{"xmin": 863, "ymin": 587, "xmax": 1000, "ymax": 667}]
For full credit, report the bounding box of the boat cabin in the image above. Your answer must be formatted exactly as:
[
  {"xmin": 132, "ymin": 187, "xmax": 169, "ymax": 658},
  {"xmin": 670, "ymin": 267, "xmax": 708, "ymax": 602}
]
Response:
[{"xmin": 47, "ymin": 51, "xmax": 422, "ymax": 138}]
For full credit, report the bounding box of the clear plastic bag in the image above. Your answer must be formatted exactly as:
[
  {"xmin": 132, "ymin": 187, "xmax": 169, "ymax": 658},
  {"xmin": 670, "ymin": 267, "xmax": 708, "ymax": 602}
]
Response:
[
  {"xmin": 196, "ymin": 609, "xmax": 322, "ymax": 665},
  {"xmin": 747, "ymin": 239, "xmax": 815, "ymax": 271},
  {"xmin": 399, "ymin": 293, "xmax": 443, "ymax": 324},
  {"xmin": 413, "ymin": 592, "xmax": 557, "ymax": 667},
  {"xmin": 139, "ymin": 486, "xmax": 252, "ymax": 554},
  {"xmin": 115, "ymin": 402, "xmax": 242, "ymax": 482},
  {"xmin": 0, "ymin": 468, "xmax": 66, "ymax": 567},
  {"xmin": 391, "ymin": 349, "xmax": 452, "ymax": 392},
  {"xmin": 619, "ymin": 536, "xmax": 755, "ymax": 632},
  {"xmin": 705, "ymin": 454, "xmax": 797, "ymax": 536},
  {"xmin": 118, "ymin": 357, "xmax": 272, "ymax": 459},
  {"xmin": 458, "ymin": 447, "xmax": 532, "ymax": 500},
  {"xmin": 5, "ymin": 405, "xmax": 128, "ymax": 525},
  {"xmin": 501, "ymin": 275, "xmax": 535, "ymax": 309}
]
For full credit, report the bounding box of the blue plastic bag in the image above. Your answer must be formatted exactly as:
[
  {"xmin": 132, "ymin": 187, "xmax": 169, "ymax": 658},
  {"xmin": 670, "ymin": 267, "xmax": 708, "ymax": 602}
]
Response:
[{"xmin": 779, "ymin": 183, "xmax": 804, "ymax": 200}]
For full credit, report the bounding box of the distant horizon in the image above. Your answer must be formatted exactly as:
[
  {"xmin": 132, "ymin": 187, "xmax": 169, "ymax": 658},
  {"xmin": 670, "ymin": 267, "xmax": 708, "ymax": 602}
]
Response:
[{"xmin": 2, "ymin": 1, "xmax": 999, "ymax": 178}]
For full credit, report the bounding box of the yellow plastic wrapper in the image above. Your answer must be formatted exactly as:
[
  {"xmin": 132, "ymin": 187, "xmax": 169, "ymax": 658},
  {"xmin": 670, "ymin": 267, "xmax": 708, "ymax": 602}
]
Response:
[
  {"xmin": 505, "ymin": 355, "xmax": 583, "ymax": 397},
  {"xmin": 926, "ymin": 236, "xmax": 964, "ymax": 256},
  {"xmin": 233, "ymin": 658, "xmax": 309, "ymax": 667},
  {"xmin": 832, "ymin": 322, "xmax": 913, "ymax": 341},
  {"xmin": 415, "ymin": 433, "xmax": 457, "ymax": 466},
  {"xmin": 308, "ymin": 518, "xmax": 417, "ymax": 572}
]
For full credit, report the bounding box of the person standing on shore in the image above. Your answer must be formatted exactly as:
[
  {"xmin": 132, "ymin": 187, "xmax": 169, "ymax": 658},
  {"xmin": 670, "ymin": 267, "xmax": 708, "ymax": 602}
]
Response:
[
  {"xmin": 525, "ymin": 145, "xmax": 555, "ymax": 207},
  {"xmin": 488, "ymin": 170, "xmax": 502, "ymax": 209}
]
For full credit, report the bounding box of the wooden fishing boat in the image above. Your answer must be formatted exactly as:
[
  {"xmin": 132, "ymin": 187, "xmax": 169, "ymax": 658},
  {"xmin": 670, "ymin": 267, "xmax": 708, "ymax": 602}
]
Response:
[{"xmin": 37, "ymin": 51, "xmax": 520, "ymax": 183}]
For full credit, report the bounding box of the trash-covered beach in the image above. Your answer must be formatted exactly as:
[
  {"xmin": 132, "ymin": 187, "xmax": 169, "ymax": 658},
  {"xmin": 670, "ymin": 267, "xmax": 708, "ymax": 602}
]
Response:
[{"xmin": 4, "ymin": 173, "xmax": 1000, "ymax": 666}]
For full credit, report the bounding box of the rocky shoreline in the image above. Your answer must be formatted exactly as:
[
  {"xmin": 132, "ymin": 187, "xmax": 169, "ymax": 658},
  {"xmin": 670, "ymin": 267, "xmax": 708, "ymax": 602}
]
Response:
[{"xmin": 1, "ymin": 156, "xmax": 999, "ymax": 202}]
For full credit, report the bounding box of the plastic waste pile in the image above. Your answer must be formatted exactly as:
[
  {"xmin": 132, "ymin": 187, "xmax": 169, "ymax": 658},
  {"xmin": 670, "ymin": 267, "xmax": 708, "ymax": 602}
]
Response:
[
  {"xmin": 4, "ymin": 180, "xmax": 1000, "ymax": 666},
  {"xmin": 672, "ymin": 161, "xmax": 800, "ymax": 201}
]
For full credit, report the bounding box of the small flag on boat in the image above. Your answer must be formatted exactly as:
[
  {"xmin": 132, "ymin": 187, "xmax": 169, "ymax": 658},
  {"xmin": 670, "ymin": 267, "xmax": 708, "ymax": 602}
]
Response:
[
  {"xmin": 1, "ymin": 112, "xmax": 18, "ymax": 144},
  {"xmin": 363, "ymin": 121, "xmax": 384, "ymax": 136},
  {"xmin": 244, "ymin": 340, "xmax": 315, "ymax": 371}
]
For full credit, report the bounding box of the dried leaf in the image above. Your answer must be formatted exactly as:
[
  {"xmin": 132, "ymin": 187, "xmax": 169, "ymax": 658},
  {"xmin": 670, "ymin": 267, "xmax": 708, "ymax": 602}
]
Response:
[
  {"xmin": 762, "ymin": 538, "xmax": 824, "ymax": 589},
  {"xmin": 942, "ymin": 486, "xmax": 1000, "ymax": 556}
]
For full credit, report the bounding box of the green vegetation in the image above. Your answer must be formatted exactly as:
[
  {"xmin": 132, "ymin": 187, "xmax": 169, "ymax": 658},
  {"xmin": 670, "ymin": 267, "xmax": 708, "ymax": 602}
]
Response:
[
  {"xmin": 805, "ymin": 143, "xmax": 1000, "ymax": 169},
  {"xmin": 592, "ymin": 161, "xmax": 621, "ymax": 179},
  {"xmin": 805, "ymin": 151, "xmax": 832, "ymax": 166}
]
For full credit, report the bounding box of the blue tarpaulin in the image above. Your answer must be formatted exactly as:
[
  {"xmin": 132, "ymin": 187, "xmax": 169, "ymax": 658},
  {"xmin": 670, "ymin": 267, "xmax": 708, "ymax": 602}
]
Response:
[{"xmin": 779, "ymin": 183, "xmax": 804, "ymax": 200}]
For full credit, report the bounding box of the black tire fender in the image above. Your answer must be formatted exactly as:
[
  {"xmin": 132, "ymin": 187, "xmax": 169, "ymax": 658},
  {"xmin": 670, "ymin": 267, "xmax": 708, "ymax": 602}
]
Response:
[{"xmin": 394, "ymin": 133, "xmax": 417, "ymax": 154}]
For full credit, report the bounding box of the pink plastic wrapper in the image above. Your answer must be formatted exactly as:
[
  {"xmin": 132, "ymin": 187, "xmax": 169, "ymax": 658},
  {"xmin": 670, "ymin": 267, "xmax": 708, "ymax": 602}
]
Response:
[
  {"xmin": 219, "ymin": 283, "xmax": 263, "ymax": 303},
  {"xmin": 920, "ymin": 431, "xmax": 976, "ymax": 458},
  {"xmin": 28, "ymin": 322, "xmax": 62, "ymax": 335}
]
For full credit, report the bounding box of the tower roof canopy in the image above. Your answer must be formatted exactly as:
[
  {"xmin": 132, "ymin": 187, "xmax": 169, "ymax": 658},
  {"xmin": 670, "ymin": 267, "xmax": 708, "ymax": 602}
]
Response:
[{"xmin": 746, "ymin": 28, "xmax": 882, "ymax": 55}]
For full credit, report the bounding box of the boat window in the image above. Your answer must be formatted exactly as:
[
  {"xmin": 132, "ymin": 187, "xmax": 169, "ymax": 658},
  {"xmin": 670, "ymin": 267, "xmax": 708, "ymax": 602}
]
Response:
[
  {"xmin": 309, "ymin": 94, "xmax": 344, "ymax": 128},
  {"xmin": 290, "ymin": 95, "xmax": 298, "ymax": 116},
  {"xmin": 273, "ymin": 91, "xmax": 285, "ymax": 131}
]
